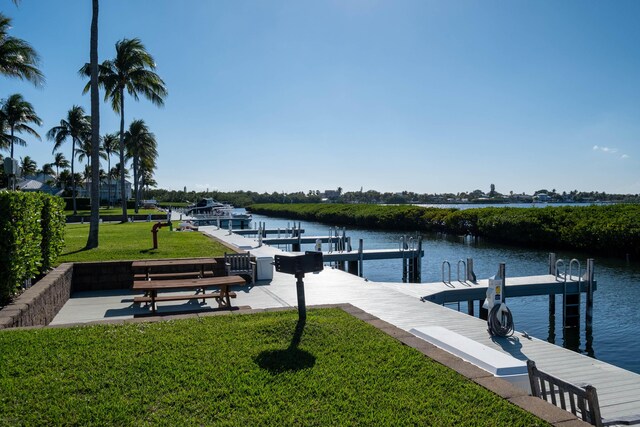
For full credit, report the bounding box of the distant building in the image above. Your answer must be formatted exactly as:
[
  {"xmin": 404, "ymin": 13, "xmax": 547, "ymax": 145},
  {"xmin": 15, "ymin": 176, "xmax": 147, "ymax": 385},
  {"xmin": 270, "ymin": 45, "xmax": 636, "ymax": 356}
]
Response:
[
  {"xmin": 15, "ymin": 178, "xmax": 63, "ymax": 196},
  {"xmin": 77, "ymin": 179, "xmax": 132, "ymax": 203},
  {"xmin": 533, "ymin": 193, "xmax": 551, "ymax": 202},
  {"xmin": 323, "ymin": 190, "xmax": 340, "ymax": 200}
]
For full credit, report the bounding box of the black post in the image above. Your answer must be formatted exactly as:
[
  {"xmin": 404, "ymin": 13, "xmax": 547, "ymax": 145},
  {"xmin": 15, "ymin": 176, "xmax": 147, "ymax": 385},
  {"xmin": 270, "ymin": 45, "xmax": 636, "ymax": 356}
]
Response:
[{"xmin": 296, "ymin": 272, "xmax": 306, "ymax": 322}]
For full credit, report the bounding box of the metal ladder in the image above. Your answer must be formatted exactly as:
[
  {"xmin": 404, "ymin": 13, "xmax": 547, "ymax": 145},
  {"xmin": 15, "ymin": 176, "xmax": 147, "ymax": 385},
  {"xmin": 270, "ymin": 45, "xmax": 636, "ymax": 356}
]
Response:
[{"xmin": 556, "ymin": 258, "xmax": 581, "ymax": 328}]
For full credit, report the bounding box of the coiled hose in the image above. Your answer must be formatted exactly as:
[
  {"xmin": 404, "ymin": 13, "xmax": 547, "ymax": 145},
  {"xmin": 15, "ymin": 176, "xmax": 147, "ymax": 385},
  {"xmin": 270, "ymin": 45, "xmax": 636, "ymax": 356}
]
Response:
[{"xmin": 488, "ymin": 303, "xmax": 514, "ymax": 337}]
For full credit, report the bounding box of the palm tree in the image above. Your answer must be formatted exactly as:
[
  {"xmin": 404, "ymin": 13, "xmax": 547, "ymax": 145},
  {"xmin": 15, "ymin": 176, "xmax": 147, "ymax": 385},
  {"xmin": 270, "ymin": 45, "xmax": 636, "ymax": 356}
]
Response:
[
  {"xmin": 58, "ymin": 169, "xmax": 72, "ymax": 192},
  {"xmin": 80, "ymin": 37, "xmax": 167, "ymax": 222},
  {"xmin": 86, "ymin": 0, "xmax": 100, "ymax": 249},
  {"xmin": 19, "ymin": 155, "xmax": 36, "ymax": 176},
  {"xmin": 124, "ymin": 119, "xmax": 157, "ymax": 213},
  {"xmin": 140, "ymin": 168, "xmax": 157, "ymax": 200},
  {"xmin": 0, "ymin": 13, "xmax": 44, "ymax": 86},
  {"xmin": 77, "ymin": 136, "xmax": 106, "ymax": 199},
  {"xmin": 52, "ymin": 152, "xmax": 69, "ymax": 180},
  {"xmin": 0, "ymin": 111, "xmax": 10, "ymax": 151},
  {"xmin": 101, "ymin": 132, "xmax": 118, "ymax": 207},
  {"xmin": 47, "ymin": 106, "xmax": 90, "ymax": 214},
  {"xmin": 40, "ymin": 162, "xmax": 54, "ymax": 177},
  {"xmin": 1, "ymin": 93, "xmax": 41, "ymax": 159}
]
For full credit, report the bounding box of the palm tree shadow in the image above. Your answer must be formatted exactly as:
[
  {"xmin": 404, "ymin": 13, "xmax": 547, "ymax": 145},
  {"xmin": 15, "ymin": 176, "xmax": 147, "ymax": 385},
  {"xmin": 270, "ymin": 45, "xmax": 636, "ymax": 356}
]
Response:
[
  {"xmin": 61, "ymin": 247, "xmax": 91, "ymax": 256},
  {"xmin": 255, "ymin": 319, "xmax": 316, "ymax": 373}
]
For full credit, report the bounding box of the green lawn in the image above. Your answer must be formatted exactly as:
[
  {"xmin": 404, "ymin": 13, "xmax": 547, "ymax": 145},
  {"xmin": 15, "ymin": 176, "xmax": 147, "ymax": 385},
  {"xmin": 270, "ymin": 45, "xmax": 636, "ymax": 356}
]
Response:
[
  {"xmin": 0, "ymin": 308, "xmax": 547, "ymax": 426},
  {"xmin": 57, "ymin": 222, "xmax": 230, "ymax": 264},
  {"xmin": 66, "ymin": 208, "xmax": 161, "ymax": 217}
]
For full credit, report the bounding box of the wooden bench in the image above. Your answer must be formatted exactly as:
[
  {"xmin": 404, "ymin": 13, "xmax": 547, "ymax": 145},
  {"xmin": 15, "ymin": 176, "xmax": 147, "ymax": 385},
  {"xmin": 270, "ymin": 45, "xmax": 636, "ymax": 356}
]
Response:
[
  {"xmin": 133, "ymin": 291, "xmax": 236, "ymax": 304},
  {"xmin": 225, "ymin": 252, "xmax": 256, "ymax": 284},
  {"xmin": 527, "ymin": 360, "xmax": 603, "ymax": 426},
  {"xmin": 132, "ymin": 275, "xmax": 246, "ymax": 314},
  {"xmin": 132, "ymin": 258, "xmax": 218, "ymax": 281},
  {"xmin": 133, "ymin": 271, "xmax": 215, "ymax": 281}
]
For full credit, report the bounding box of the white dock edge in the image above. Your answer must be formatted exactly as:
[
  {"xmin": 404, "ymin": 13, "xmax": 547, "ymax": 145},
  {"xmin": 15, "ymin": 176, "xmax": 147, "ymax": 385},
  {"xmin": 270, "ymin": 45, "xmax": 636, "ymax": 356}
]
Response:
[{"xmin": 410, "ymin": 326, "xmax": 531, "ymax": 393}]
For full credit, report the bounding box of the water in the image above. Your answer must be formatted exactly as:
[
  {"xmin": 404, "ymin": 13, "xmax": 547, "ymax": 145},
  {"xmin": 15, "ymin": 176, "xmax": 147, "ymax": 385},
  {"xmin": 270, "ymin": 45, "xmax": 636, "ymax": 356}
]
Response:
[{"xmin": 248, "ymin": 211, "xmax": 640, "ymax": 374}]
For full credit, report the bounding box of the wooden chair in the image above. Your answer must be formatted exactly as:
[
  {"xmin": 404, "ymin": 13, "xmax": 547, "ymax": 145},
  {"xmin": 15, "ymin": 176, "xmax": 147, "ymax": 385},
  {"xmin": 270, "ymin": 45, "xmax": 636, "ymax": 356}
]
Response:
[
  {"xmin": 527, "ymin": 360, "xmax": 603, "ymax": 426},
  {"xmin": 224, "ymin": 252, "xmax": 256, "ymax": 284}
]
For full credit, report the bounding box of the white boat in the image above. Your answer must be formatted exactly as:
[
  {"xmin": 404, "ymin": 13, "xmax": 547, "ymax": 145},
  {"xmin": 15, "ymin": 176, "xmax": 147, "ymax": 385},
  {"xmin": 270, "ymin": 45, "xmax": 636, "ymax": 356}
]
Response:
[
  {"xmin": 185, "ymin": 198, "xmax": 227, "ymax": 215},
  {"xmin": 186, "ymin": 198, "xmax": 252, "ymax": 229}
]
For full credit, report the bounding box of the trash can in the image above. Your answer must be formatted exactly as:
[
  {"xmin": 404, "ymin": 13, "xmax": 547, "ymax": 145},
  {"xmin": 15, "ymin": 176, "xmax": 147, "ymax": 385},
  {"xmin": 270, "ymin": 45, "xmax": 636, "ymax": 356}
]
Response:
[{"xmin": 256, "ymin": 256, "xmax": 274, "ymax": 281}]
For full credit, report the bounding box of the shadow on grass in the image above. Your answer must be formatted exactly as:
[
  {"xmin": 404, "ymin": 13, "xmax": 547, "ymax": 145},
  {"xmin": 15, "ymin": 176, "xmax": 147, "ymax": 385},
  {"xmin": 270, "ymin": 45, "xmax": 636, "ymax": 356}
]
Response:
[
  {"xmin": 61, "ymin": 247, "xmax": 91, "ymax": 256},
  {"xmin": 138, "ymin": 248, "xmax": 158, "ymax": 254},
  {"xmin": 255, "ymin": 319, "xmax": 316, "ymax": 373}
]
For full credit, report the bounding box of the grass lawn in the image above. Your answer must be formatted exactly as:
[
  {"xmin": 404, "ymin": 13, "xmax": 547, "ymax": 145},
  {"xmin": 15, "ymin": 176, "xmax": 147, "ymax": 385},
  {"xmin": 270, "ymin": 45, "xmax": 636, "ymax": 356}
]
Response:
[
  {"xmin": 57, "ymin": 222, "xmax": 230, "ymax": 264},
  {"xmin": 66, "ymin": 208, "xmax": 161, "ymax": 217},
  {"xmin": 0, "ymin": 308, "xmax": 547, "ymax": 426}
]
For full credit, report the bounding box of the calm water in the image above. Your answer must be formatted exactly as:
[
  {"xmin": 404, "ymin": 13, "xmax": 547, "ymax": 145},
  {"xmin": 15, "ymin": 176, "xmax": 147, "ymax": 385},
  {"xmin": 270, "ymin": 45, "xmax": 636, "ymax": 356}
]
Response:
[{"xmin": 248, "ymin": 210, "xmax": 640, "ymax": 374}]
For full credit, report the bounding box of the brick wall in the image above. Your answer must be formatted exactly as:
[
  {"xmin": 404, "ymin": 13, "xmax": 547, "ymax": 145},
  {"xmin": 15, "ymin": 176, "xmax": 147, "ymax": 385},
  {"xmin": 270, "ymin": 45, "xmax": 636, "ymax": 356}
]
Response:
[{"xmin": 0, "ymin": 263, "xmax": 73, "ymax": 329}]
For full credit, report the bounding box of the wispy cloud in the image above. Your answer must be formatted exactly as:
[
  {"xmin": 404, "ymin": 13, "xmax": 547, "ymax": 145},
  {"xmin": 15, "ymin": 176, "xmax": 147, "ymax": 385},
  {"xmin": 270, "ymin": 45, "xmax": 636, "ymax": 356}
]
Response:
[
  {"xmin": 593, "ymin": 145, "xmax": 629, "ymax": 159},
  {"xmin": 593, "ymin": 145, "xmax": 618, "ymax": 153}
]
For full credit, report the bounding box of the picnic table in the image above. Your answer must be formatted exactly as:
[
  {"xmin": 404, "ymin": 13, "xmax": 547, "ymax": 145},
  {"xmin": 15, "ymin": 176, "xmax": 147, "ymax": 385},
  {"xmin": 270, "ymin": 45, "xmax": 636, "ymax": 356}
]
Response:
[
  {"xmin": 132, "ymin": 258, "xmax": 218, "ymax": 281},
  {"xmin": 132, "ymin": 275, "xmax": 246, "ymax": 314}
]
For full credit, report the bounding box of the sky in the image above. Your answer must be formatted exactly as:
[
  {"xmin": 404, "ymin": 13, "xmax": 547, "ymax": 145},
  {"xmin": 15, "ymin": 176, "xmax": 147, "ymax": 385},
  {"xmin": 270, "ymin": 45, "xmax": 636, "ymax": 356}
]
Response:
[{"xmin": 3, "ymin": 0, "xmax": 640, "ymax": 195}]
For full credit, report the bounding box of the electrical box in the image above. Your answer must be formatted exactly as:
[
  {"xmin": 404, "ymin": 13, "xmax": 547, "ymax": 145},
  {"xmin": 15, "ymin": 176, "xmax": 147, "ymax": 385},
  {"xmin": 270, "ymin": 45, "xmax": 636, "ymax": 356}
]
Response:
[
  {"xmin": 3, "ymin": 157, "xmax": 18, "ymax": 175},
  {"xmin": 274, "ymin": 251, "xmax": 323, "ymax": 275}
]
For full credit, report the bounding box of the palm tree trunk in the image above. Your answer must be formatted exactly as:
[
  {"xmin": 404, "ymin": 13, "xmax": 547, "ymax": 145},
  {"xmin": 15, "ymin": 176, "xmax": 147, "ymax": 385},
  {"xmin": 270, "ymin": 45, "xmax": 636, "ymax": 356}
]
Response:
[
  {"xmin": 119, "ymin": 90, "xmax": 127, "ymax": 222},
  {"xmin": 86, "ymin": 0, "xmax": 100, "ymax": 249},
  {"xmin": 133, "ymin": 155, "xmax": 138, "ymax": 214},
  {"xmin": 10, "ymin": 126, "xmax": 14, "ymax": 191},
  {"xmin": 71, "ymin": 138, "xmax": 77, "ymax": 215},
  {"xmin": 107, "ymin": 156, "xmax": 111, "ymax": 208}
]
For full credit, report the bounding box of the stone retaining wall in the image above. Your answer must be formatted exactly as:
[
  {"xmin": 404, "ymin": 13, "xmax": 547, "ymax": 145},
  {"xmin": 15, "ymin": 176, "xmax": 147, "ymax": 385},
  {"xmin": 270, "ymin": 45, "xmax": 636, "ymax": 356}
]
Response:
[
  {"xmin": 0, "ymin": 257, "xmax": 231, "ymax": 329},
  {"xmin": 0, "ymin": 263, "xmax": 73, "ymax": 329},
  {"xmin": 66, "ymin": 214, "xmax": 167, "ymax": 223}
]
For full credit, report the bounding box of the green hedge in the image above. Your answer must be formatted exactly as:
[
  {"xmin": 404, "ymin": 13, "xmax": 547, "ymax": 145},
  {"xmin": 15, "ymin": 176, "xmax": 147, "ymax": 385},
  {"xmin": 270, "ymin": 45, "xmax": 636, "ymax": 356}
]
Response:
[
  {"xmin": 248, "ymin": 203, "xmax": 640, "ymax": 258},
  {"xmin": 0, "ymin": 192, "xmax": 66, "ymax": 304},
  {"xmin": 40, "ymin": 194, "xmax": 67, "ymax": 272}
]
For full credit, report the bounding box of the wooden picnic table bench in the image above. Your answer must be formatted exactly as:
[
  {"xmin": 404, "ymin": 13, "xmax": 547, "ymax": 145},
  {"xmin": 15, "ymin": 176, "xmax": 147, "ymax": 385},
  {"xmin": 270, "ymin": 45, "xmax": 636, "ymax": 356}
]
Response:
[
  {"xmin": 132, "ymin": 275, "xmax": 246, "ymax": 314},
  {"xmin": 132, "ymin": 258, "xmax": 218, "ymax": 281}
]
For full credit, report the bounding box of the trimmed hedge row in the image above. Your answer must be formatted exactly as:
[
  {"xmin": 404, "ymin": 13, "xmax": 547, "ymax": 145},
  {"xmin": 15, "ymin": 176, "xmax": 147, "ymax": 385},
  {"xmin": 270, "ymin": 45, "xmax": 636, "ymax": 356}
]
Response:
[
  {"xmin": 0, "ymin": 192, "xmax": 66, "ymax": 305},
  {"xmin": 248, "ymin": 203, "xmax": 640, "ymax": 258}
]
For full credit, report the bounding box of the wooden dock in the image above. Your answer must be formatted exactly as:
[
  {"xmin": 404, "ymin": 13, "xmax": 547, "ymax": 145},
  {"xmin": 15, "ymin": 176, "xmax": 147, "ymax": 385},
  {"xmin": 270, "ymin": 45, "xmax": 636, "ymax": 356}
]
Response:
[
  {"xmin": 415, "ymin": 274, "xmax": 596, "ymax": 305},
  {"xmin": 232, "ymin": 228, "xmax": 305, "ymax": 236},
  {"xmin": 262, "ymin": 235, "xmax": 347, "ymax": 246}
]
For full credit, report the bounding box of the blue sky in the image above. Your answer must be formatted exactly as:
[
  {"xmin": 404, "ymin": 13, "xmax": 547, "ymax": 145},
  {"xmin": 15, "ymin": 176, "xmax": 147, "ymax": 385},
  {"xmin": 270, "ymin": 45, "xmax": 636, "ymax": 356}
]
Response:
[{"xmin": 4, "ymin": 0, "xmax": 640, "ymax": 194}]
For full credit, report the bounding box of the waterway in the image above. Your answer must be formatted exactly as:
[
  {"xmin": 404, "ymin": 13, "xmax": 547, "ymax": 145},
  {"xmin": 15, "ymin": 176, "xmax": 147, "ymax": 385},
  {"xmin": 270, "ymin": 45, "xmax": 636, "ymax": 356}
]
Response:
[{"xmin": 247, "ymin": 210, "xmax": 640, "ymax": 375}]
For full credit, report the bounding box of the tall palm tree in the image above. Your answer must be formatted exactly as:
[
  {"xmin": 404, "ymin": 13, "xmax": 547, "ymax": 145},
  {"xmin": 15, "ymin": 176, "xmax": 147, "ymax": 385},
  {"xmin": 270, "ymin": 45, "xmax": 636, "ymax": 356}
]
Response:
[
  {"xmin": 80, "ymin": 37, "xmax": 167, "ymax": 222},
  {"xmin": 1, "ymin": 93, "xmax": 41, "ymax": 159},
  {"xmin": 19, "ymin": 155, "xmax": 36, "ymax": 176},
  {"xmin": 52, "ymin": 152, "xmax": 69, "ymax": 180},
  {"xmin": 47, "ymin": 106, "xmax": 90, "ymax": 214},
  {"xmin": 101, "ymin": 132, "xmax": 118, "ymax": 207},
  {"xmin": 0, "ymin": 13, "xmax": 44, "ymax": 86},
  {"xmin": 124, "ymin": 119, "xmax": 157, "ymax": 213},
  {"xmin": 86, "ymin": 0, "xmax": 100, "ymax": 249}
]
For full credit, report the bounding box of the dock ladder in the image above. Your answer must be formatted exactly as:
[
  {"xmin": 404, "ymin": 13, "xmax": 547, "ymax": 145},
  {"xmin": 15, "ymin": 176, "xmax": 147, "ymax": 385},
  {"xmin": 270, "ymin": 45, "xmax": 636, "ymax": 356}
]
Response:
[{"xmin": 556, "ymin": 258, "xmax": 582, "ymax": 328}]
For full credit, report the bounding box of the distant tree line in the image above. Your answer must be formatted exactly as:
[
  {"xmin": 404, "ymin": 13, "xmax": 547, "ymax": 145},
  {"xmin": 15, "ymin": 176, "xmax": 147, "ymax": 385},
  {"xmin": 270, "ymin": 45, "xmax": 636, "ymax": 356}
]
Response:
[
  {"xmin": 248, "ymin": 203, "xmax": 640, "ymax": 259},
  {"xmin": 147, "ymin": 187, "xmax": 640, "ymax": 208}
]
